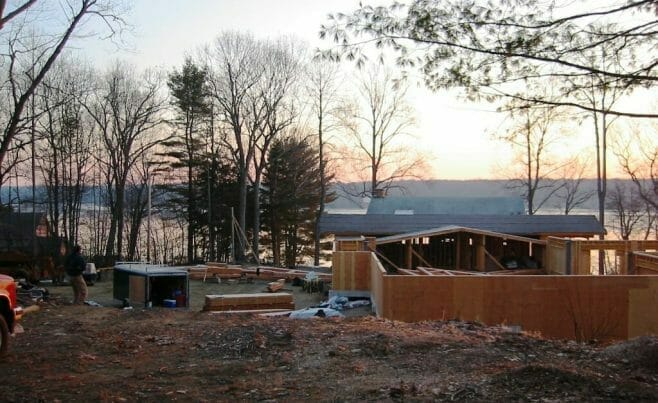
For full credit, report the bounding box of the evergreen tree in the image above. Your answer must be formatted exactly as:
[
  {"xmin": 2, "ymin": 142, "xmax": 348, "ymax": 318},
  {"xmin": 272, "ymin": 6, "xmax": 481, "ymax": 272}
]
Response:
[
  {"xmin": 263, "ymin": 136, "xmax": 324, "ymax": 267},
  {"xmin": 163, "ymin": 58, "xmax": 210, "ymax": 263}
]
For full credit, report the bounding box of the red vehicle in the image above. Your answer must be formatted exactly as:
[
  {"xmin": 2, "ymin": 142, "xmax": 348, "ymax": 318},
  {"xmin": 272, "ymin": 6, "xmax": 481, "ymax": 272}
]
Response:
[{"xmin": 0, "ymin": 274, "xmax": 23, "ymax": 356}]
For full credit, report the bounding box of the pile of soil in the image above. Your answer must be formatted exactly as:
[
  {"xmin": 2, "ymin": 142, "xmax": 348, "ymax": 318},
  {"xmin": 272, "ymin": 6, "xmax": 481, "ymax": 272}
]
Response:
[{"xmin": 2, "ymin": 290, "xmax": 657, "ymax": 401}]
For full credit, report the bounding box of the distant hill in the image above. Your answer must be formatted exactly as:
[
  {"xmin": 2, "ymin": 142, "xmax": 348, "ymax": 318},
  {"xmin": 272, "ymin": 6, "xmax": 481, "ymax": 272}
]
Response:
[
  {"xmin": 327, "ymin": 179, "xmax": 634, "ymax": 213},
  {"xmin": 2, "ymin": 178, "xmax": 634, "ymax": 215}
]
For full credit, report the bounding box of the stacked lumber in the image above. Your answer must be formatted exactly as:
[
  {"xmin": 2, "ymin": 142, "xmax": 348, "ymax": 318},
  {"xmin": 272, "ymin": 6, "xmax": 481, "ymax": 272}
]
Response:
[
  {"xmin": 247, "ymin": 266, "xmax": 332, "ymax": 282},
  {"xmin": 187, "ymin": 262, "xmax": 332, "ymax": 283},
  {"xmin": 203, "ymin": 293, "xmax": 294, "ymax": 312},
  {"xmin": 187, "ymin": 266, "xmax": 208, "ymax": 280},
  {"xmin": 267, "ymin": 278, "xmax": 286, "ymax": 293},
  {"xmin": 207, "ymin": 262, "xmax": 243, "ymax": 278}
]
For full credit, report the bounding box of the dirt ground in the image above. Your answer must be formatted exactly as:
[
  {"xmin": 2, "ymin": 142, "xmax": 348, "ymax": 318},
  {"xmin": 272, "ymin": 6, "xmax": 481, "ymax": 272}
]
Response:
[{"xmin": 2, "ymin": 271, "xmax": 658, "ymax": 402}]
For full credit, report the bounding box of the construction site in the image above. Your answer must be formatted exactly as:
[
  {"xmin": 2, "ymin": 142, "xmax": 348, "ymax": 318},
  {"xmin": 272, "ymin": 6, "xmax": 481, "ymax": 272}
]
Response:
[{"xmin": 2, "ymin": 196, "xmax": 658, "ymax": 400}]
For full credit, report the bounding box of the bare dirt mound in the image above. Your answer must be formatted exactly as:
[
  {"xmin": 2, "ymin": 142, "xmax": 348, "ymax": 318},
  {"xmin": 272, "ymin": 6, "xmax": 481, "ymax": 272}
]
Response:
[{"xmin": 2, "ymin": 300, "xmax": 657, "ymax": 402}]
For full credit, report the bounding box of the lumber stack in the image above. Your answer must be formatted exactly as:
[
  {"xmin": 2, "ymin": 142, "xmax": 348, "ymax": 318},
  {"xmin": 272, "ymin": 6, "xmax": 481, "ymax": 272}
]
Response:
[
  {"xmin": 267, "ymin": 278, "xmax": 286, "ymax": 293},
  {"xmin": 247, "ymin": 266, "xmax": 332, "ymax": 282},
  {"xmin": 188, "ymin": 262, "xmax": 332, "ymax": 283},
  {"xmin": 203, "ymin": 293, "xmax": 295, "ymax": 312},
  {"xmin": 187, "ymin": 266, "xmax": 208, "ymax": 280},
  {"xmin": 207, "ymin": 262, "xmax": 243, "ymax": 278}
]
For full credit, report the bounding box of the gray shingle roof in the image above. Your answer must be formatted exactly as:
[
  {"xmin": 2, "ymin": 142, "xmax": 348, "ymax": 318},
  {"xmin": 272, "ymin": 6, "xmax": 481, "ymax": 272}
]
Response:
[
  {"xmin": 366, "ymin": 196, "xmax": 525, "ymax": 215},
  {"xmin": 319, "ymin": 213, "xmax": 604, "ymax": 237}
]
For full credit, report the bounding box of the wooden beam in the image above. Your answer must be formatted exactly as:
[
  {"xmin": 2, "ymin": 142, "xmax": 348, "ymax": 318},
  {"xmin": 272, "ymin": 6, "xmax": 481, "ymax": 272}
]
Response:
[
  {"xmin": 411, "ymin": 248, "xmax": 433, "ymax": 268},
  {"xmin": 417, "ymin": 267, "xmax": 483, "ymax": 276},
  {"xmin": 397, "ymin": 268, "xmax": 420, "ymax": 276},
  {"xmin": 416, "ymin": 267, "xmax": 434, "ymax": 276},
  {"xmin": 405, "ymin": 240, "xmax": 413, "ymax": 270},
  {"xmin": 373, "ymin": 249, "xmax": 402, "ymax": 272},
  {"xmin": 483, "ymin": 248, "xmax": 507, "ymax": 271},
  {"xmin": 475, "ymin": 235, "xmax": 486, "ymax": 271}
]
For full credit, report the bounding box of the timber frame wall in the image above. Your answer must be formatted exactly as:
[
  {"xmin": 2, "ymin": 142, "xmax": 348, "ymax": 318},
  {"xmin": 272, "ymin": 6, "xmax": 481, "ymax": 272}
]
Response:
[
  {"xmin": 332, "ymin": 246, "xmax": 658, "ymax": 341},
  {"xmin": 546, "ymin": 237, "xmax": 658, "ymax": 275}
]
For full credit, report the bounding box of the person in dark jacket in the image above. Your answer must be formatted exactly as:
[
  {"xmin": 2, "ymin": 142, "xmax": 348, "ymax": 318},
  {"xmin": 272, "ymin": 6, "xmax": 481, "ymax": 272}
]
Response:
[{"xmin": 65, "ymin": 245, "xmax": 87, "ymax": 304}]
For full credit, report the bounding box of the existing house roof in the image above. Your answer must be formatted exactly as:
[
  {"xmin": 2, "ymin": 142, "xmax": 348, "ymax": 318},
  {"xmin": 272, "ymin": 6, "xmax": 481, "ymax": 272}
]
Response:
[
  {"xmin": 319, "ymin": 213, "xmax": 605, "ymax": 237},
  {"xmin": 367, "ymin": 196, "xmax": 525, "ymax": 215}
]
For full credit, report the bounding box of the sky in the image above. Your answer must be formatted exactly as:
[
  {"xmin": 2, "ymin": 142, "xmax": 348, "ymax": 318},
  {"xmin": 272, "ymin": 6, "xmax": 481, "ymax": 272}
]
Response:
[{"xmin": 72, "ymin": 0, "xmax": 635, "ymax": 180}]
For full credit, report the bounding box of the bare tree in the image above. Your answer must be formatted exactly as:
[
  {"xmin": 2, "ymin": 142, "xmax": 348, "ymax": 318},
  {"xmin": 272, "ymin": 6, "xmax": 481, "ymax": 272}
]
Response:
[
  {"xmin": 36, "ymin": 57, "xmax": 94, "ymax": 245},
  {"xmin": 0, "ymin": 0, "xmax": 126, "ymax": 199},
  {"xmin": 203, "ymin": 31, "xmax": 263, "ymax": 262},
  {"xmin": 84, "ymin": 63, "xmax": 167, "ymax": 261},
  {"xmin": 497, "ymin": 99, "xmax": 567, "ymax": 215},
  {"xmin": 306, "ymin": 59, "xmax": 340, "ymax": 266},
  {"xmin": 0, "ymin": 0, "xmax": 36, "ymax": 30},
  {"xmin": 554, "ymin": 155, "xmax": 596, "ymax": 215},
  {"xmin": 249, "ymin": 37, "xmax": 302, "ymax": 262},
  {"xmin": 615, "ymin": 120, "xmax": 658, "ymax": 213},
  {"xmin": 337, "ymin": 64, "xmax": 424, "ymax": 198},
  {"xmin": 606, "ymin": 182, "xmax": 645, "ymax": 240}
]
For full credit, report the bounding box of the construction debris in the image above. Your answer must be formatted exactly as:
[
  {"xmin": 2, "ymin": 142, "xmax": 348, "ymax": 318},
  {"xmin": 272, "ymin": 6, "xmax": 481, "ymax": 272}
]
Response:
[
  {"xmin": 289, "ymin": 307, "xmax": 344, "ymax": 319},
  {"xmin": 318, "ymin": 296, "xmax": 371, "ymax": 311},
  {"xmin": 267, "ymin": 279, "xmax": 286, "ymax": 293}
]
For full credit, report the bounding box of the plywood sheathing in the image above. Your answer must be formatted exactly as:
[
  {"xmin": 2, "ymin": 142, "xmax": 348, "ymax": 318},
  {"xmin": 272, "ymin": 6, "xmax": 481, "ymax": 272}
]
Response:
[
  {"xmin": 327, "ymin": 250, "xmax": 658, "ymax": 341},
  {"xmin": 129, "ymin": 275, "xmax": 146, "ymax": 303},
  {"xmin": 374, "ymin": 273, "xmax": 658, "ymax": 341},
  {"xmin": 332, "ymin": 251, "xmax": 371, "ymax": 291},
  {"xmin": 631, "ymin": 252, "xmax": 658, "ymax": 275}
]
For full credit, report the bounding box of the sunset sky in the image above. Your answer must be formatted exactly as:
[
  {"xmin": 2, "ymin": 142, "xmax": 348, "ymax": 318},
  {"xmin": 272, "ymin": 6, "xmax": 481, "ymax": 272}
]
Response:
[{"xmin": 73, "ymin": 0, "xmax": 642, "ymax": 180}]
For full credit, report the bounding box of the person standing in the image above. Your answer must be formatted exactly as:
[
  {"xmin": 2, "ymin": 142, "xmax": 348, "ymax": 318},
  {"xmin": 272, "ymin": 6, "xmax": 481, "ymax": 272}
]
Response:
[{"xmin": 65, "ymin": 245, "xmax": 87, "ymax": 305}]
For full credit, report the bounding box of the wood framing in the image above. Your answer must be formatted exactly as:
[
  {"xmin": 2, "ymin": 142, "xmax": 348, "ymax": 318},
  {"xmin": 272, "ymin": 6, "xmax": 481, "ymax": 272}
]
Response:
[
  {"xmin": 331, "ymin": 250, "xmax": 658, "ymax": 341},
  {"xmin": 374, "ymin": 226, "xmax": 546, "ymax": 273},
  {"xmin": 547, "ymin": 237, "xmax": 658, "ymax": 275}
]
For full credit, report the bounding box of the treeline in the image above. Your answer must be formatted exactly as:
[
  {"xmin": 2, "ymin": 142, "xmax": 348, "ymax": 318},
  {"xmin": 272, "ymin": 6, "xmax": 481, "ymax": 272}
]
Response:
[{"xmin": 0, "ymin": 30, "xmax": 349, "ymax": 267}]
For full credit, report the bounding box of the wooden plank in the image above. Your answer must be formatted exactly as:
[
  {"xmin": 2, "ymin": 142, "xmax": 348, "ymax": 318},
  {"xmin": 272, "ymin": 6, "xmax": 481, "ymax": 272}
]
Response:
[
  {"xmin": 484, "ymin": 268, "xmax": 545, "ymax": 276},
  {"xmin": 417, "ymin": 267, "xmax": 483, "ymax": 276},
  {"xmin": 483, "ymin": 248, "xmax": 507, "ymax": 271},
  {"xmin": 411, "ymin": 249, "xmax": 433, "ymax": 268},
  {"xmin": 203, "ymin": 292, "xmax": 295, "ymax": 311},
  {"xmin": 396, "ymin": 268, "xmax": 420, "ymax": 276},
  {"xmin": 416, "ymin": 267, "xmax": 435, "ymax": 276}
]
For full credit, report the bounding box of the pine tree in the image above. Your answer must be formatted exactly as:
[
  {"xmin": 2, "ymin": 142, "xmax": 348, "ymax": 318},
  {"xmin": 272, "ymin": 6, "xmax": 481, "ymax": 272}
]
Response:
[
  {"xmin": 263, "ymin": 136, "xmax": 325, "ymax": 267},
  {"xmin": 163, "ymin": 58, "xmax": 210, "ymax": 263}
]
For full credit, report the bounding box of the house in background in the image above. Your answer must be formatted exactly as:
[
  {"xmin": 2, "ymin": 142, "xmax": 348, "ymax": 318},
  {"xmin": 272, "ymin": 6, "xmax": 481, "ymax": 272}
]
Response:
[
  {"xmin": 319, "ymin": 196, "xmax": 605, "ymax": 273},
  {"xmin": 0, "ymin": 212, "xmax": 62, "ymax": 281}
]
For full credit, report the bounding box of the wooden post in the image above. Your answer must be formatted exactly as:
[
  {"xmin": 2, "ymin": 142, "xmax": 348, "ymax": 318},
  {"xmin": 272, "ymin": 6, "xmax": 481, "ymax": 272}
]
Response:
[
  {"xmin": 617, "ymin": 250, "xmax": 627, "ymax": 275},
  {"xmin": 455, "ymin": 233, "xmax": 461, "ymax": 270},
  {"xmin": 475, "ymin": 235, "xmax": 486, "ymax": 272},
  {"xmin": 405, "ymin": 240, "xmax": 413, "ymax": 270},
  {"xmin": 365, "ymin": 237, "xmax": 376, "ymax": 252}
]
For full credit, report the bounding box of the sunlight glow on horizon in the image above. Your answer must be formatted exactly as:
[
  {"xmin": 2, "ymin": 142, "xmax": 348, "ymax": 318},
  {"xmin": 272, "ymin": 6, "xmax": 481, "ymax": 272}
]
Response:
[{"xmin": 73, "ymin": 0, "xmax": 648, "ymax": 181}]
